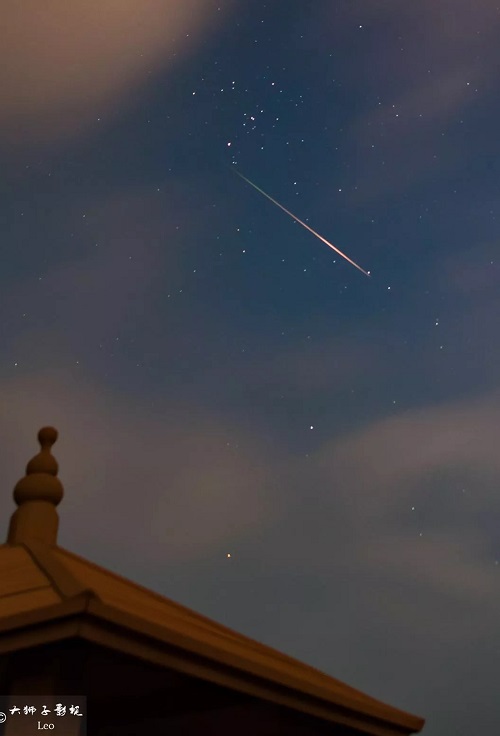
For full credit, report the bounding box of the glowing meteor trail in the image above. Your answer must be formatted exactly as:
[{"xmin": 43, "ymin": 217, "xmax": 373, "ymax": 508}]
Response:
[{"xmin": 232, "ymin": 169, "xmax": 370, "ymax": 277}]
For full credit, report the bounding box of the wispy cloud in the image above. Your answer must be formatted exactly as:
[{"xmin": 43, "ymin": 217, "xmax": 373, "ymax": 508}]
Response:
[
  {"xmin": 0, "ymin": 183, "xmax": 196, "ymax": 362},
  {"xmin": 310, "ymin": 392, "xmax": 500, "ymax": 601},
  {"xmin": 0, "ymin": 369, "xmax": 282, "ymax": 566},
  {"xmin": 0, "ymin": 0, "xmax": 230, "ymax": 147},
  {"xmin": 313, "ymin": 0, "xmax": 500, "ymax": 203}
]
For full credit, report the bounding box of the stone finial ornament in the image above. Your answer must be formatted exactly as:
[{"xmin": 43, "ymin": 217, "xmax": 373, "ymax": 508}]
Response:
[{"xmin": 7, "ymin": 426, "xmax": 64, "ymax": 546}]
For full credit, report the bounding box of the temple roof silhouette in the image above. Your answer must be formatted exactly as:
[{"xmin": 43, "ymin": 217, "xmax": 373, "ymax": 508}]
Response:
[{"xmin": 0, "ymin": 427, "xmax": 425, "ymax": 735}]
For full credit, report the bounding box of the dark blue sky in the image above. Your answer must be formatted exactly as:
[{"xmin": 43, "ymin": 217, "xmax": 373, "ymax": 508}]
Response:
[{"xmin": 2, "ymin": 2, "xmax": 500, "ymax": 733}]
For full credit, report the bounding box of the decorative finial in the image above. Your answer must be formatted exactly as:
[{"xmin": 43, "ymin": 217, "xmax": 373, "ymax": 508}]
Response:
[{"xmin": 7, "ymin": 427, "xmax": 64, "ymax": 546}]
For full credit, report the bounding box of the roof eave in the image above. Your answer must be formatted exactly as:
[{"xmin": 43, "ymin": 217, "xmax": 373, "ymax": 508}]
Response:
[{"xmin": 0, "ymin": 596, "xmax": 424, "ymax": 736}]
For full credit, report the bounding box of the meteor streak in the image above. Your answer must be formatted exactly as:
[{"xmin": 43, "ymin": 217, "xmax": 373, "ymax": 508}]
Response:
[{"xmin": 232, "ymin": 169, "xmax": 370, "ymax": 277}]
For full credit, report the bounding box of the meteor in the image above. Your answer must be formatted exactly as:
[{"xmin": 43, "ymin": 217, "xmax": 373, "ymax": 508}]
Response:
[{"xmin": 232, "ymin": 169, "xmax": 370, "ymax": 277}]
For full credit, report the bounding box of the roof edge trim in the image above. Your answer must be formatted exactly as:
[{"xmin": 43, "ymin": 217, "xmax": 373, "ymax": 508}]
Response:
[{"xmin": 21, "ymin": 541, "xmax": 101, "ymax": 600}]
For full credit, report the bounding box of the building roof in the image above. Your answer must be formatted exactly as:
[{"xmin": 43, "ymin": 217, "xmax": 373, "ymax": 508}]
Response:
[{"xmin": 0, "ymin": 427, "xmax": 425, "ymax": 735}]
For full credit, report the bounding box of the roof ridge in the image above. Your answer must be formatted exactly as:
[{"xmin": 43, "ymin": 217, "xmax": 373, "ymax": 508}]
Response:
[{"xmin": 22, "ymin": 541, "xmax": 100, "ymax": 601}]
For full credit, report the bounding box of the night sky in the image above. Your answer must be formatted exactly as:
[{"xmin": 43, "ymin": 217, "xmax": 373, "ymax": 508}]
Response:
[{"xmin": 2, "ymin": 3, "xmax": 500, "ymax": 733}]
